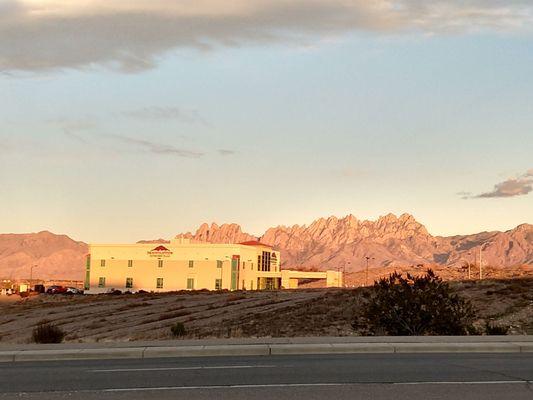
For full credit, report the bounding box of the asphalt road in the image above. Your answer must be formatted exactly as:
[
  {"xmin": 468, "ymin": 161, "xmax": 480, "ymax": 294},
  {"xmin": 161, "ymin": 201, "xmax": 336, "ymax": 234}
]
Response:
[{"xmin": 1, "ymin": 353, "xmax": 533, "ymax": 399}]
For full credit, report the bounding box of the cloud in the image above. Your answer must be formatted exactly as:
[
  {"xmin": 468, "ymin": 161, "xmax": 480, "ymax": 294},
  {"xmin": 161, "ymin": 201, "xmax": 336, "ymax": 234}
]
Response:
[
  {"xmin": 48, "ymin": 117, "xmax": 97, "ymax": 144},
  {"xmin": 218, "ymin": 149, "xmax": 236, "ymax": 156},
  {"xmin": 122, "ymin": 106, "xmax": 207, "ymax": 125},
  {"xmin": 48, "ymin": 118, "xmax": 97, "ymax": 131},
  {"xmin": 456, "ymin": 191, "xmax": 472, "ymax": 199},
  {"xmin": 465, "ymin": 169, "xmax": 533, "ymax": 199},
  {"xmin": 52, "ymin": 118, "xmax": 206, "ymax": 157},
  {"xmin": 107, "ymin": 134, "xmax": 204, "ymax": 158},
  {"xmin": 335, "ymin": 167, "xmax": 369, "ymax": 179},
  {"xmin": 1, "ymin": 1, "xmax": 532, "ymax": 73}
]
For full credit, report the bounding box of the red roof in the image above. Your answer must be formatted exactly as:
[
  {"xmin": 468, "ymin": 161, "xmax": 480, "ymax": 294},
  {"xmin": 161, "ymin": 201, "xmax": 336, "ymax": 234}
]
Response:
[
  {"xmin": 239, "ymin": 241, "xmax": 273, "ymax": 249},
  {"xmin": 152, "ymin": 245, "xmax": 170, "ymax": 252}
]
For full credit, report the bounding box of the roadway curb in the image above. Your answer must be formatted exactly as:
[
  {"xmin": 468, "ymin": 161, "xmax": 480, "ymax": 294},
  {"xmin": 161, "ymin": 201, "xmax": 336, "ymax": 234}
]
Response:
[{"xmin": 1, "ymin": 341, "xmax": 532, "ymax": 362}]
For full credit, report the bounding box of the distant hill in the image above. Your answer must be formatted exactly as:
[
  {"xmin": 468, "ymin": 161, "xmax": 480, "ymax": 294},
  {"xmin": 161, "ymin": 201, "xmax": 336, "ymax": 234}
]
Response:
[
  {"xmin": 1, "ymin": 214, "xmax": 531, "ymax": 280},
  {"xmin": 0, "ymin": 231, "xmax": 87, "ymax": 280}
]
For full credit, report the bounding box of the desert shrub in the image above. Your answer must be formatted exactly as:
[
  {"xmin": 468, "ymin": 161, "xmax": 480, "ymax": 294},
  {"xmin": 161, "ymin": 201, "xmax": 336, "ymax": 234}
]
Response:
[
  {"xmin": 485, "ymin": 322, "xmax": 509, "ymax": 335},
  {"xmin": 32, "ymin": 321, "xmax": 65, "ymax": 343},
  {"xmin": 358, "ymin": 269, "xmax": 476, "ymax": 336},
  {"xmin": 170, "ymin": 322, "xmax": 186, "ymax": 337}
]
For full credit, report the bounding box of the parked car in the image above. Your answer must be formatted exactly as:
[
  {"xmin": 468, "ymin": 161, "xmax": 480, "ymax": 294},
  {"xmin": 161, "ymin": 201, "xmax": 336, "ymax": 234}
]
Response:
[
  {"xmin": 65, "ymin": 287, "xmax": 83, "ymax": 295},
  {"xmin": 46, "ymin": 285, "xmax": 67, "ymax": 294},
  {"xmin": 34, "ymin": 284, "xmax": 46, "ymax": 294}
]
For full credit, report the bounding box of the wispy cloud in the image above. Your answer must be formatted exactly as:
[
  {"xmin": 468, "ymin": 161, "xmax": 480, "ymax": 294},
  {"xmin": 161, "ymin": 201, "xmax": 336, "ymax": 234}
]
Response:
[
  {"xmin": 49, "ymin": 118, "xmax": 97, "ymax": 144},
  {"xmin": 463, "ymin": 169, "xmax": 533, "ymax": 199},
  {"xmin": 456, "ymin": 191, "xmax": 472, "ymax": 199},
  {"xmin": 107, "ymin": 134, "xmax": 204, "ymax": 158},
  {"xmin": 1, "ymin": 1, "xmax": 532, "ymax": 73},
  {"xmin": 48, "ymin": 118, "xmax": 96, "ymax": 131},
  {"xmin": 218, "ymin": 149, "xmax": 236, "ymax": 156},
  {"xmin": 122, "ymin": 107, "xmax": 208, "ymax": 125},
  {"xmin": 52, "ymin": 118, "xmax": 206, "ymax": 157}
]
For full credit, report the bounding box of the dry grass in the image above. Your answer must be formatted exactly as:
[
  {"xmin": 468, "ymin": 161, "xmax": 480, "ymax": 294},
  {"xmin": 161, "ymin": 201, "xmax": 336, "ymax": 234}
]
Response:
[{"xmin": 0, "ymin": 278, "xmax": 532, "ymax": 343}]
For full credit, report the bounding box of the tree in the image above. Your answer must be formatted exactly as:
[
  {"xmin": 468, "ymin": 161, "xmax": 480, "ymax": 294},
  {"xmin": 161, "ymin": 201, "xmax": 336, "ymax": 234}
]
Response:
[{"xmin": 359, "ymin": 269, "xmax": 476, "ymax": 336}]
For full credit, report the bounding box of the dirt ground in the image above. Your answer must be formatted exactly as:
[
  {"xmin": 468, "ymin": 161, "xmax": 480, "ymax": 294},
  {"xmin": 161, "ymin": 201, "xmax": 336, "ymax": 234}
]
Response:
[
  {"xmin": 0, "ymin": 278, "xmax": 532, "ymax": 344},
  {"xmin": 339, "ymin": 264, "xmax": 533, "ymax": 288}
]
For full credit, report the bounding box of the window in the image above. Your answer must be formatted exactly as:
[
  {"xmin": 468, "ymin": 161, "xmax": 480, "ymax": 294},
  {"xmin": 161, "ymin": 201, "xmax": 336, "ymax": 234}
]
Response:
[
  {"xmin": 187, "ymin": 278, "xmax": 195, "ymax": 290},
  {"xmin": 250, "ymin": 280, "xmax": 254, "ymax": 290},
  {"xmin": 98, "ymin": 277, "xmax": 106, "ymax": 288},
  {"xmin": 242, "ymin": 262, "xmax": 245, "ymax": 270},
  {"xmin": 216, "ymin": 260, "xmax": 223, "ymax": 268},
  {"xmin": 215, "ymin": 279, "xmax": 222, "ymax": 290},
  {"xmin": 242, "ymin": 280, "xmax": 246, "ymax": 290},
  {"xmin": 257, "ymin": 255, "xmax": 261, "ymax": 271},
  {"xmin": 261, "ymin": 251, "xmax": 271, "ymax": 272},
  {"xmin": 156, "ymin": 278, "xmax": 164, "ymax": 289},
  {"xmin": 128, "ymin": 260, "xmax": 133, "ymax": 268},
  {"xmin": 188, "ymin": 260, "xmax": 194, "ymax": 268},
  {"xmin": 158, "ymin": 260, "xmax": 164, "ymax": 268},
  {"xmin": 100, "ymin": 260, "xmax": 106, "ymax": 267},
  {"xmin": 125, "ymin": 277, "xmax": 133, "ymax": 289}
]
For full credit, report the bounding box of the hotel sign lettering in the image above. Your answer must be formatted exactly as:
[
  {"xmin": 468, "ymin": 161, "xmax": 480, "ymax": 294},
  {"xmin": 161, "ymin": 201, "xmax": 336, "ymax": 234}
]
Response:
[{"xmin": 147, "ymin": 245, "xmax": 173, "ymax": 257}]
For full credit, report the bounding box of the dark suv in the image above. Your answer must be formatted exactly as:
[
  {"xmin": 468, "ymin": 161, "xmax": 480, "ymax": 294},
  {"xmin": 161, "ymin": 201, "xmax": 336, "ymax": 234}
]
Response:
[{"xmin": 46, "ymin": 285, "xmax": 67, "ymax": 294}]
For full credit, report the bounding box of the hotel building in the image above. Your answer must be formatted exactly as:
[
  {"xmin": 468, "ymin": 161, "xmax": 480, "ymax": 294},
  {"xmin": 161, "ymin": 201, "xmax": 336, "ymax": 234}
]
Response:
[{"xmin": 85, "ymin": 238, "xmax": 342, "ymax": 293}]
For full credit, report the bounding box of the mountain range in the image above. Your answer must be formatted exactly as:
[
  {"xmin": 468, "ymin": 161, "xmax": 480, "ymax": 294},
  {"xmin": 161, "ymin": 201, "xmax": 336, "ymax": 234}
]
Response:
[
  {"xmin": 177, "ymin": 214, "xmax": 532, "ymax": 271},
  {"xmin": 1, "ymin": 214, "xmax": 531, "ymax": 280}
]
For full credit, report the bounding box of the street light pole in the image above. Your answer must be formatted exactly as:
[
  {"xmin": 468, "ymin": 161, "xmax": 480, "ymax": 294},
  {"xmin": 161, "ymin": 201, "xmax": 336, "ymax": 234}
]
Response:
[
  {"xmin": 30, "ymin": 264, "xmax": 37, "ymax": 290},
  {"xmin": 342, "ymin": 262, "xmax": 350, "ymax": 288},
  {"xmin": 479, "ymin": 247, "xmax": 483, "ymax": 280},
  {"xmin": 467, "ymin": 252, "xmax": 472, "ymax": 280}
]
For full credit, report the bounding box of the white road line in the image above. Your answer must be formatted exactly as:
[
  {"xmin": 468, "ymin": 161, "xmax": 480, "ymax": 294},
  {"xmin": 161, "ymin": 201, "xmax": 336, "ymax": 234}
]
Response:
[
  {"xmin": 104, "ymin": 383, "xmax": 350, "ymax": 392},
  {"xmin": 91, "ymin": 365, "xmax": 277, "ymax": 373},
  {"xmin": 394, "ymin": 380, "xmax": 530, "ymax": 386},
  {"xmin": 103, "ymin": 381, "xmax": 532, "ymax": 392}
]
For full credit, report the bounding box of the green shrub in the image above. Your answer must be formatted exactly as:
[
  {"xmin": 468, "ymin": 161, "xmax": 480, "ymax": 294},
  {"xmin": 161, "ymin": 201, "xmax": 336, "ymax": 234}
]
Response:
[
  {"xmin": 485, "ymin": 322, "xmax": 509, "ymax": 335},
  {"xmin": 358, "ymin": 269, "xmax": 476, "ymax": 336},
  {"xmin": 32, "ymin": 321, "xmax": 65, "ymax": 343},
  {"xmin": 170, "ymin": 322, "xmax": 186, "ymax": 338}
]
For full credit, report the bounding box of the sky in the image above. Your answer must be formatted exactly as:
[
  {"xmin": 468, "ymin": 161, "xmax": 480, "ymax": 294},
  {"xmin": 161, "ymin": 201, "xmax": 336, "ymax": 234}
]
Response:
[{"xmin": 0, "ymin": 0, "xmax": 532, "ymax": 243}]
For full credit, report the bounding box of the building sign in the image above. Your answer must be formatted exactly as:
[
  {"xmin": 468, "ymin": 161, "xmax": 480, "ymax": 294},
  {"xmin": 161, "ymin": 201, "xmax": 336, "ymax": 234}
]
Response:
[{"xmin": 148, "ymin": 245, "xmax": 173, "ymax": 258}]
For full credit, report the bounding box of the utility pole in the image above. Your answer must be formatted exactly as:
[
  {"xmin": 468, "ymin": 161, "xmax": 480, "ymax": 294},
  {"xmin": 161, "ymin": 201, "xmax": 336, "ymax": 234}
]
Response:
[{"xmin": 364, "ymin": 256, "xmax": 374, "ymax": 287}]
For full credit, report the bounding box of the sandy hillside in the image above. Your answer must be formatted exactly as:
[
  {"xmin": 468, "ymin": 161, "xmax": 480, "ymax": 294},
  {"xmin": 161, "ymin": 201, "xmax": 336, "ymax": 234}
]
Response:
[{"xmin": 0, "ymin": 278, "xmax": 532, "ymax": 344}]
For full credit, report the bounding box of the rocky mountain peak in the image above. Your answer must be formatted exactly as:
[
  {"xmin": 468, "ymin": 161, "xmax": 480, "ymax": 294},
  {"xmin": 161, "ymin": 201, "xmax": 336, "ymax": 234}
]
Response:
[{"xmin": 181, "ymin": 222, "xmax": 257, "ymax": 244}]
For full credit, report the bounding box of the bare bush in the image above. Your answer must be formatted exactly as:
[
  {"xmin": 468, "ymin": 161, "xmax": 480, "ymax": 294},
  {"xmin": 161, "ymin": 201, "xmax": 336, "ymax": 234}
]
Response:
[{"xmin": 32, "ymin": 321, "xmax": 65, "ymax": 343}]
